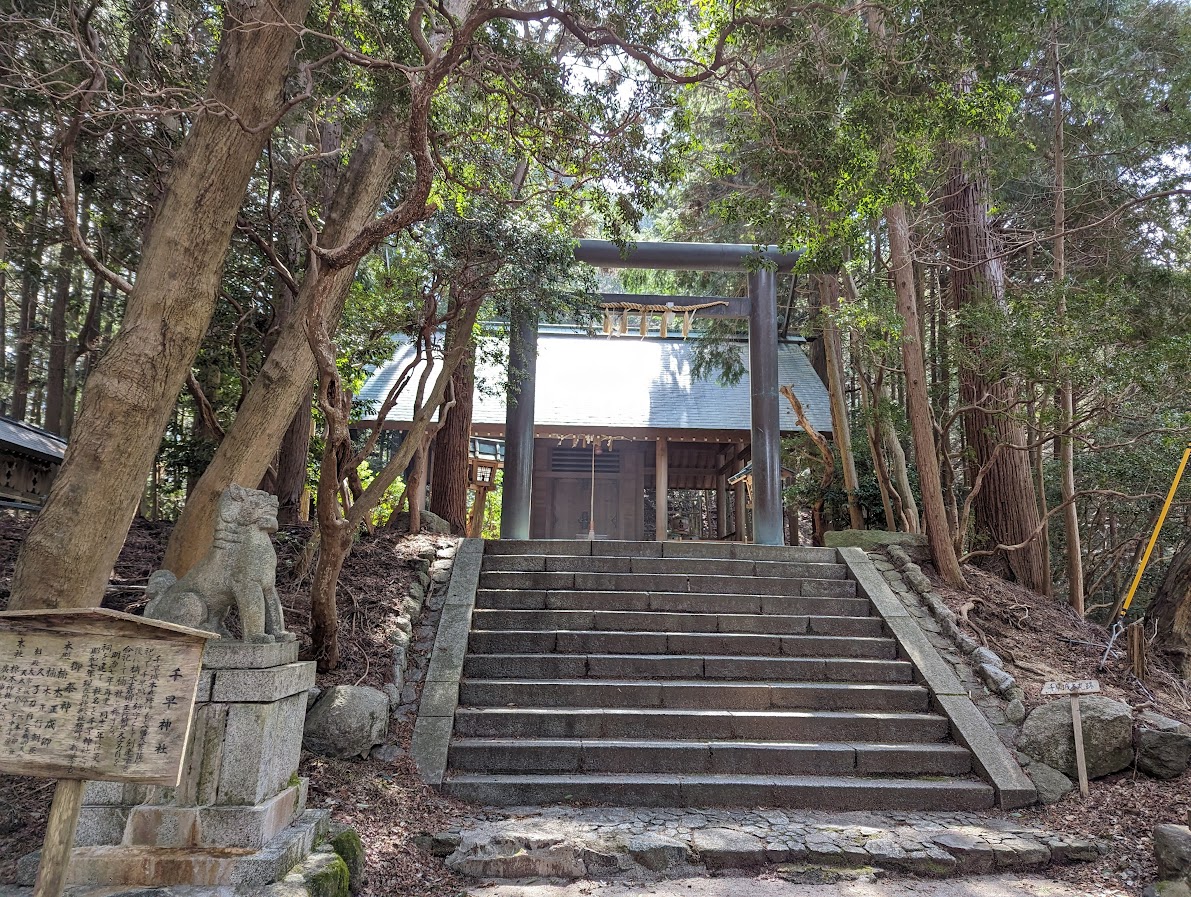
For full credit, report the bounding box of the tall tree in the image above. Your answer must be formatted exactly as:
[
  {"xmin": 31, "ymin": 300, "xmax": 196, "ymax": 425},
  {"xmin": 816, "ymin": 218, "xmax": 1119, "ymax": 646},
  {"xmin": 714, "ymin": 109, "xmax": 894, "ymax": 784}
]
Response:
[
  {"xmin": 944, "ymin": 154, "xmax": 1049, "ymax": 594},
  {"xmin": 9, "ymin": 0, "xmax": 313, "ymax": 609},
  {"xmin": 888, "ymin": 204, "xmax": 967, "ymax": 586}
]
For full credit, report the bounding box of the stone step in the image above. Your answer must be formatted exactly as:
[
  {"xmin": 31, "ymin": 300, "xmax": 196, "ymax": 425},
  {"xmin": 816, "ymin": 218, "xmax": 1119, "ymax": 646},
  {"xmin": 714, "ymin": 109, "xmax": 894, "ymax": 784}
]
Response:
[
  {"xmin": 481, "ymin": 554, "xmax": 850, "ymax": 581},
  {"xmin": 459, "ymin": 679, "xmax": 930, "ymax": 712},
  {"xmin": 470, "ymin": 609, "xmax": 884, "ymax": 637},
  {"xmin": 468, "ymin": 629, "xmax": 900, "ymax": 659},
  {"xmin": 443, "ymin": 772, "xmax": 994, "ymax": 810},
  {"xmin": 483, "ymin": 540, "xmax": 839, "ymax": 564},
  {"xmin": 453, "ymin": 707, "xmax": 950, "ymax": 742},
  {"xmin": 477, "ymin": 571, "xmax": 846, "ymax": 596},
  {"xmin": 462, "ymin": 653, "xmax": 916, "ymax": 683},
  {"xmin": 448, "ymin": 738, "xmax": 973, "ymax": 776},
  {"xmin": 474, "ymin": 588, "xmax": 863, "ymax": 613}
]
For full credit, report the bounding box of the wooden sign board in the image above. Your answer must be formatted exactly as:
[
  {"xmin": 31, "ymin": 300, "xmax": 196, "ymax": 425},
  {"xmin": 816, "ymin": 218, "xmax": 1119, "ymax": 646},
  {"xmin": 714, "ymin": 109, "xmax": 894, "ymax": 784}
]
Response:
[
  {"xmin": 1041, "ymin": 680, "xmax": 1101, "ymax": 696},
  {"xmin": 0, "ymin": 608, "xmax": 213, "ymax": 786}
]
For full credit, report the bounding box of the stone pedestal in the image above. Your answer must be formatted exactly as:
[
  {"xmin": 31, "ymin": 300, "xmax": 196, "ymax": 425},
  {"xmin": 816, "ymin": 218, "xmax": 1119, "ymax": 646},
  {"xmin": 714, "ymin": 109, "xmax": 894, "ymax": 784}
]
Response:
[{"xmin": 19, "ymin": 641, "xmax": 329, "ymax": 890}]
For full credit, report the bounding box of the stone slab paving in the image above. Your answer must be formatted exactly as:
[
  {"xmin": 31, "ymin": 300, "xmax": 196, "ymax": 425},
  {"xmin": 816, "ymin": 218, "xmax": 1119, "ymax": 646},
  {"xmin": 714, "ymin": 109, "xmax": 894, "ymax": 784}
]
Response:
[
  {"xmin": 438, "ymin": 807, "xmax": 1105, "ymax": 881},
  {"xmin": 470, "ymin": 872, "xmax": 1126, "ymax": 897}
]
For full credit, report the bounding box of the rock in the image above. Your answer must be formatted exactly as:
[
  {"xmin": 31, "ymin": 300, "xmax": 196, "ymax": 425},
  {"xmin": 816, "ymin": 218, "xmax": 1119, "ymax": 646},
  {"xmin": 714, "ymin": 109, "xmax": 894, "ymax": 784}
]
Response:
[
  {"xmin": 381, "ymin": 683, "xmax": 401, "ymax": 711},
  {"xmin": 306, "ymin": 687, "xmax": 322, "ymax": 711},
  {"xmin": 390, "ymin": 511, "xmax": 453, "ymax": 535},
  {"xmin": 971, "ymin": 647, "xmax": 1003, "ymax": 668},
  {"xmin": 414, "ymin": 831, "xmax": 462, "ymax": 857},
  {"xmin": 1006, "ymin": 698, "xmax": 1027, "ymax": 725},
  {"xmin": 370, "ymin": 743, "xmax": 406, "ymax": 763},
  {"xmin": 328, "ymin": 827, "xmax": 366, "ymax": 894},
  {"xmin": 446, "ymin": 831, "xmax": 585, "ymax": 878},
  {"xmin": 1026, "ymin": 761, "xmax": 1074, "ymax": 804},
  {"xmin": 691, "ymin": 827, "xmax": 766, "ymax": 868},
  {"xmin": 1017, "ymin": 695, "xmax": 1134, "ymax": 779},
  {"xmin": 955, "ymin": 632, "xmax": 981, "ymax": 655},
  {"xmin": 1138, "ymin": 712, "xmax": 1191, "ymax": 780},
  {"xmin": 303, "ymin": 850, "xmax": 351, "ymax": 897},
  {"xmin": 1155, "ymin": 824, "xmax": 1191, "ymax": 881},
  {"xmin": 905, "ymin": 570, "xmax": 933, "ymax": 593},
  {"xmin": 624, "ymin": 832, "xmax": 691, "ymax": 871},
  {"xmin": 931, "ymin": 831, "xmax": 993, "ymax": 874},
  {"xmin": 1151, "ymin": 882, "xmax": 1191, "ymax": 897},
  {"xmin": 978, "ymin": 663, "xmax": 1016, "ymax": 694},
  {"xmin": 303, "ymin": 685, "xmax": 389, "ymax": 759}
]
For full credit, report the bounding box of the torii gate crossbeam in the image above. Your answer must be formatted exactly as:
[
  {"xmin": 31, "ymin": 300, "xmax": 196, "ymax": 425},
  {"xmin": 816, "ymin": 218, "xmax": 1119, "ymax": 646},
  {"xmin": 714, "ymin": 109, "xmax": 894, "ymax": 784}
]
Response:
[{"xmin": 500, "ymin": 239, "xmax": 802, "ymax": 547}]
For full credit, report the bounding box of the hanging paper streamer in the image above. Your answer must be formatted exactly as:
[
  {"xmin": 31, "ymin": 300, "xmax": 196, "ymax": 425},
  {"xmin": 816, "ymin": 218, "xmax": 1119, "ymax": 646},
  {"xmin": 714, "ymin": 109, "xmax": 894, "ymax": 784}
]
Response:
[{"xmin": 598, "ymin": 300, "xmax": 729, "ymax": 341}]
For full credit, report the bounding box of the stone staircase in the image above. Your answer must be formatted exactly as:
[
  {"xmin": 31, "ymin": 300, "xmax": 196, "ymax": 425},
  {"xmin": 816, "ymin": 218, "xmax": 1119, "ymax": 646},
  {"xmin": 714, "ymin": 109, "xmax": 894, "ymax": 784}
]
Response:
[{"xmin": 441, "ymin": 540, "xmax": 996, "ymax": 810}]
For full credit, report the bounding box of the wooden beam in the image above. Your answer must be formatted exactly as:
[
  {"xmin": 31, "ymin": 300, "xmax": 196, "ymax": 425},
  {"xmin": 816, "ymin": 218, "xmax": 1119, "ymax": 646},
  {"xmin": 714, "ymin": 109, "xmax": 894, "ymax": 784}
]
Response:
[{"xmin": 655, "ymin": 438, "xmax": 668, "ymax": 542}]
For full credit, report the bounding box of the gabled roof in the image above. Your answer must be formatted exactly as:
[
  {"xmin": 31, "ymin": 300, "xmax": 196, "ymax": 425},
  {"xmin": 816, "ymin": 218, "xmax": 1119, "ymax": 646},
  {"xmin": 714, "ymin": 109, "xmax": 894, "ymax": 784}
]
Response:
[
  {"xmin": 358, "ymin": 331, "xmax": 833, "ymax": 436},
  {"xmin": 0, "ymin": 417, "xmax": 67, "ymax": 463}
]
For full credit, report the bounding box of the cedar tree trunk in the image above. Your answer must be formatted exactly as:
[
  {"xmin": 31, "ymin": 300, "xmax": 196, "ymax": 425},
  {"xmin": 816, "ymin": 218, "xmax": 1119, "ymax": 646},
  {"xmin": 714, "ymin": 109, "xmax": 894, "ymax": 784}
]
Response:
[
  {"xmin": 8, "ymin": 0, "xmax": 312, "ymax": 610},
  {"xmin": 429, "ymin": 318, "xmax": 476, "ymax": 532},
  {"xmin": 887, "ymin": 203, "xmax": 966, "ymax": 588},
  {"xmin": 943, "ymin": 158, "xmax": 1049, "ymax": 595},
  {"xmin": 275, "ymin": 390, "xmax": 314, "ymax": 524}
]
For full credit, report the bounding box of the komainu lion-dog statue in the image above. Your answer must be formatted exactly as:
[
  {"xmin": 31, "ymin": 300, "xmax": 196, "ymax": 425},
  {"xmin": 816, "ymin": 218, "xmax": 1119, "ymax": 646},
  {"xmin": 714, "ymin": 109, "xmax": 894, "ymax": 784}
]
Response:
[{"xmin": 145, "ymin": 484, "xmax": 295, "ymax": 643}]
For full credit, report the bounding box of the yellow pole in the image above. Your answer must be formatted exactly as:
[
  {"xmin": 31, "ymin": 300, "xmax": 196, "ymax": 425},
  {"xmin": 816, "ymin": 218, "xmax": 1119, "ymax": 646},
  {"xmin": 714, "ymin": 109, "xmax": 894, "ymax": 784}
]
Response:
[{"xmin": 1116, "ymin": 443, "xmax": 1191, "ymax": 621}]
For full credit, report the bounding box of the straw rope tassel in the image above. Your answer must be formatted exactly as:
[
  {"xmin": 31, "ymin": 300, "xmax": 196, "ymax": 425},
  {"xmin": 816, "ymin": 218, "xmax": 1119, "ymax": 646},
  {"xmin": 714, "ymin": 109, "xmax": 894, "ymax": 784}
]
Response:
[
  {"xmin": 602, "ymin": 310, "xmax": 613, "ymax": 335},
  {"xmin": 619, "ymin": 311, "xmax": 629, "ymax": 335},
  {"xmin": 682, "ymin": 310, "xmax": 693, "ymax": 337},
  {"xmin": 639, "ymin": 314, "xmax": 648, "ymax": 337}
]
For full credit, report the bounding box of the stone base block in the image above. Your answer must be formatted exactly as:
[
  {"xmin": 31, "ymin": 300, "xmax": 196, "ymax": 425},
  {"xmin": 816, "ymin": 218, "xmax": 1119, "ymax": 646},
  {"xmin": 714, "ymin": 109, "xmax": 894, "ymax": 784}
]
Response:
[
  {"xmin": 211, "ymin": 661, "xmax": 315, "ymax": 703},
  {"xmin": 77, "ymin": 782, "xmax": 308, "ymax": 851},
  {"xmin": 18, "ymin": 809, "xmax": 329, "ymax": 890},
  {"xmin": 203, "ymin": 640, "xmax": 300, "ymax": 670}
]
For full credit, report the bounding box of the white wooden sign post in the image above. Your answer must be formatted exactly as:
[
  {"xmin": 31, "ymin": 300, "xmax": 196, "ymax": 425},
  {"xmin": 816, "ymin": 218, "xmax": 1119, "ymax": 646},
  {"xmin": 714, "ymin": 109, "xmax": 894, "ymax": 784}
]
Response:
[
  {"xmin": 1041, "ymin": 679, "xmax": 1101, "ymax": 798},
  {"xmin": 0, "ymin": 609, "xmax": 213, "ymax": 897}
]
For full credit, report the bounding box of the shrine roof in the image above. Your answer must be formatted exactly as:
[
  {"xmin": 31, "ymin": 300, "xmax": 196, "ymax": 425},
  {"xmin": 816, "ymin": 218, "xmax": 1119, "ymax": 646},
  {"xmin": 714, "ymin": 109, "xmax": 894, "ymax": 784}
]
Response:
[
  {"xmin": 0, "ymin": 416, "xmax": 67, "ymax": 464},
  {"xmin": 358, "ymin": 331, "xmax": 832, "ymax": 436}
]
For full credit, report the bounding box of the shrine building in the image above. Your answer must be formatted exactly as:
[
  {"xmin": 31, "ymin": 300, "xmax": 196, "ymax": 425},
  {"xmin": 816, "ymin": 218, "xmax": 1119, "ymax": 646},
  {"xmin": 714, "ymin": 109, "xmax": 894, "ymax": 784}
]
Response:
[{"xmin": 358, "ymin": 326, "xmax": 831, "ymax": 542}]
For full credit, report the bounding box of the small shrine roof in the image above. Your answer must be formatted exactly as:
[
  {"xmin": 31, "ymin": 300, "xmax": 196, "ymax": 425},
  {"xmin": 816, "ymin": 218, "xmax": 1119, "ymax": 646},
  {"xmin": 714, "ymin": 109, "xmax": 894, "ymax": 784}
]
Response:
[{"xmin": 0, "ymin": 417, "xmax": 68, "ymax": 463}]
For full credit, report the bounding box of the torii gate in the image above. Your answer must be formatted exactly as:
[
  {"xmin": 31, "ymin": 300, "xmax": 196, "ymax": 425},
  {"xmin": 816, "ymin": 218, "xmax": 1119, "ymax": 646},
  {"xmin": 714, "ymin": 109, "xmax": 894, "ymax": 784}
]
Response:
[{"xmin": 500, "ymin": 239, "xmax": 802, "ymax": 547}]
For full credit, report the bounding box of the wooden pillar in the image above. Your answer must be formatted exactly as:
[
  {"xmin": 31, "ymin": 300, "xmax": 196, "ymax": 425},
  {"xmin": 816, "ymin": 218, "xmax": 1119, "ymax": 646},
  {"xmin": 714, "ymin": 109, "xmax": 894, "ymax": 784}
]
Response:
[
  {"xmin": 467, "ymin": 486, "xmax": 489, "ymax": 537},
  {"xmin": 655, "ymin": 438, "xmax": 668, "ymax": 541},
  {"xmin": 734, "ymin": 442, "xmax": 748, "ymax": 542},
  {"xmin": 715, "ymin": 450, "xmax": 728, "ymax": 539}
]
